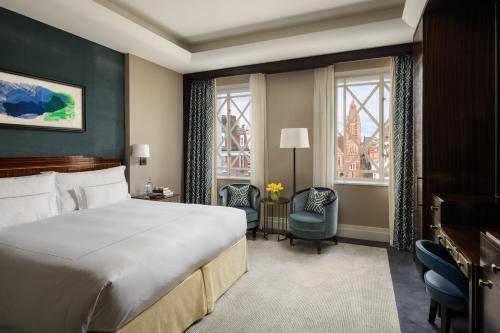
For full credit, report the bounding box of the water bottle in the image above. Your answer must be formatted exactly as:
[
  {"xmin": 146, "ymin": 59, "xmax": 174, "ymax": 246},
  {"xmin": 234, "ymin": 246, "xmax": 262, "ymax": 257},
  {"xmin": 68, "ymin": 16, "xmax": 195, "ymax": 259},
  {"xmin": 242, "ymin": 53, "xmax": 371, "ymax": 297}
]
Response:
[{"xmin": 145, "ymin": 178, "xmax": 153, "ymax": 195}]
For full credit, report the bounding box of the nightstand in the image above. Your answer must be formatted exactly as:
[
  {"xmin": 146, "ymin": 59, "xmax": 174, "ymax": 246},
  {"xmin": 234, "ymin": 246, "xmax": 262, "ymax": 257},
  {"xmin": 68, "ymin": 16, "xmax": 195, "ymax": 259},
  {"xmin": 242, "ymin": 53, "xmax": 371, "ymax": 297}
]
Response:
[{"xmin": 132, "ymin": 193, "xmax": 182, "ymax": 203}]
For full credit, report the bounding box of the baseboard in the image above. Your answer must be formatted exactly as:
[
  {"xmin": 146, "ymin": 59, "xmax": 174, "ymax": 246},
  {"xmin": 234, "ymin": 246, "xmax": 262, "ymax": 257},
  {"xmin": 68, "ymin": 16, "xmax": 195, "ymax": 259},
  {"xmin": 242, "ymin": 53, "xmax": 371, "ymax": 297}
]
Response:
[
  {"xmin": 337, "ymin": 224, "xmax": 389, "ymax": 243},
  {"xmin": 262, "ymin": 218, "xmax": 389, "ymax": 243}
]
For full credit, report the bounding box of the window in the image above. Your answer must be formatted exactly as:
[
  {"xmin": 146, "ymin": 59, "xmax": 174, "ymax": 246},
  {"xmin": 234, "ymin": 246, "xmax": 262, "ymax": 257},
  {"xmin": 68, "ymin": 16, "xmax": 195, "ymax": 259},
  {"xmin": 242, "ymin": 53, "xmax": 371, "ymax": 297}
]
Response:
[
  {"xmin": 215, "ymin": 84, "xmax": 251, "ymax": 179},
  {"xmin": 334, "ymin": 66, "xmax": 391, "ymax": 184}
]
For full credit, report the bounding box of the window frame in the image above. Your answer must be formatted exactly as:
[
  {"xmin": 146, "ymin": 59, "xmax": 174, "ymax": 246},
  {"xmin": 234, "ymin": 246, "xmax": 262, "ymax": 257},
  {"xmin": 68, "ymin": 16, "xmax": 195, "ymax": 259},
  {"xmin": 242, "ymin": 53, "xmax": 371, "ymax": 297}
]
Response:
[
  {"xmin": 215, "ymin": 83, "xmax": 252, "ymax": 180},
  {"xmin": 333, "ymin": 66, "xmax": 392, "ymax": 186}
]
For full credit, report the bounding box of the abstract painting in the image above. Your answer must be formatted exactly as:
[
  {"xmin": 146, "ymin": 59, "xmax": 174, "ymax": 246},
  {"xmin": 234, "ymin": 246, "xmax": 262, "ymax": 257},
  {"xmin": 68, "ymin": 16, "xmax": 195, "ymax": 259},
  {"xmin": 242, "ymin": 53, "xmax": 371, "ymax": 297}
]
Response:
[{"xmin": 0, "ymin": 70, "xmax": 84, "ymax": 131}]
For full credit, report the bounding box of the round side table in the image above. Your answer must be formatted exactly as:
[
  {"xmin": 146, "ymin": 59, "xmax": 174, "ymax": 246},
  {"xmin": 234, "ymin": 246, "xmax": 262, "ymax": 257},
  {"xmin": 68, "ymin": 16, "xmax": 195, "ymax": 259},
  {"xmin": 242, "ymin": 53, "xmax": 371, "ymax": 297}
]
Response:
[{"xmin": 261, "ymin": 197, "xmax": 290, "ymax": 241}]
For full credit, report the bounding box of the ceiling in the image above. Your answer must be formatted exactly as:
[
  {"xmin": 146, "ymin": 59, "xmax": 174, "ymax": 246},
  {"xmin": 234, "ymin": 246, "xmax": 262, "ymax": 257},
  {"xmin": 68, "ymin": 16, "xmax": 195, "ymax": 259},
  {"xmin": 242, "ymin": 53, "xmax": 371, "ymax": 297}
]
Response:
[
  {"xmin": 0, "ymin": 0, "xmax": 424, "ymax": 73},
  {"xmin": 101, "ymin": 0, "xmax": 404, "ymax": 45}
]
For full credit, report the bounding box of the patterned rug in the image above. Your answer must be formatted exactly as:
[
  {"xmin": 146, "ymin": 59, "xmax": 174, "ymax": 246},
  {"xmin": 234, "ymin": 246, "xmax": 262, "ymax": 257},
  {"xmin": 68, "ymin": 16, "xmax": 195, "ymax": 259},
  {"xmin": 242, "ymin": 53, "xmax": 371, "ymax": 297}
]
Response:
[{"xmin": 186, "ymin": 236, "xmax": 401, "ymax": 333}]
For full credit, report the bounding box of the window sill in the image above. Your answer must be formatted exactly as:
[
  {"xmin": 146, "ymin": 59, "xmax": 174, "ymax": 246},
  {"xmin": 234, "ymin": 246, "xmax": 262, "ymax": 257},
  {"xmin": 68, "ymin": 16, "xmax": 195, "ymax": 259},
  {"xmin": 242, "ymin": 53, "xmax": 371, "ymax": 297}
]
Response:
[
  {"xmin": 334, "ymin": 180, "xmax": 389, "ymax": 187},
  {"xmin": 216, "ymin": 176, "xmax": 251, "ymax": 181}
]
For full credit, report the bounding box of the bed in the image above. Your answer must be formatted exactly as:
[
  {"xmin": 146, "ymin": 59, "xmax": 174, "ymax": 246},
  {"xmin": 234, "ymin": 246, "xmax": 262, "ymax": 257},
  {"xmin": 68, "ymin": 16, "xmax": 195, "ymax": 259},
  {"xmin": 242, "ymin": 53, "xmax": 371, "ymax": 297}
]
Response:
[{"xmin": 0, "ymin": 156, "xmax": 248, "ymax": 333}]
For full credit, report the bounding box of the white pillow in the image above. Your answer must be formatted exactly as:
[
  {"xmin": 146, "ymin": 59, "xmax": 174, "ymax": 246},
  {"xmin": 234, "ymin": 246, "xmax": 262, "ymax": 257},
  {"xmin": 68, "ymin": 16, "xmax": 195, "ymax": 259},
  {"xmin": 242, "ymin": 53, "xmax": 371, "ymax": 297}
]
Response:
[
  {"xmin": 0, "ymin": 173, "xmax": 58, "ymax": 228},
  {"xmin": 77, "ymin": 181, "xmax": 129, "ymax": 209},
  {"xmin": 55, "ymin": 166, "xmax": 126, "ymax": 213}
]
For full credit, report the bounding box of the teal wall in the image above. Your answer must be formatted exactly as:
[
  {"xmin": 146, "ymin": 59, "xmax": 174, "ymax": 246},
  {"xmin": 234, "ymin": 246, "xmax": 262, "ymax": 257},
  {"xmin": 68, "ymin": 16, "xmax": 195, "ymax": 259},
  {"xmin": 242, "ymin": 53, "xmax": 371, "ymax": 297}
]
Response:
[{"xmin": 0, "ymin": 8, "xmax": 124, "ymax": 158}]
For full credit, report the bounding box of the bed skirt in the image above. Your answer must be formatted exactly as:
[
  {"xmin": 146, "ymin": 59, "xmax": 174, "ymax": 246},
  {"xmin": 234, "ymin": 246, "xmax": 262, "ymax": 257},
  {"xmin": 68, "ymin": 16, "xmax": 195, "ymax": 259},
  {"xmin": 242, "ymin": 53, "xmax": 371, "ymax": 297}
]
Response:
[{"xmin": 111, "ymin": 236, "xmax": 248, "ymax": 333}]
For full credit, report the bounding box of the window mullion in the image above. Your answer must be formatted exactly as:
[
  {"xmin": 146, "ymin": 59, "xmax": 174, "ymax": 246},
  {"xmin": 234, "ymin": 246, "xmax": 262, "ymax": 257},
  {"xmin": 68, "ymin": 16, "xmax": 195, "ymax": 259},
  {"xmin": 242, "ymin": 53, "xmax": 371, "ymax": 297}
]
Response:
[
  {"xmin": 379, "ymin": 73, "xmax": 384, "ymax": 180},
  {"xmin": 342, "ymin": 79, "xmax": 347, "ymax": 179},
  {"xmin": 226, "ymin": 92, "xmax": 232, "ymax": 177}
]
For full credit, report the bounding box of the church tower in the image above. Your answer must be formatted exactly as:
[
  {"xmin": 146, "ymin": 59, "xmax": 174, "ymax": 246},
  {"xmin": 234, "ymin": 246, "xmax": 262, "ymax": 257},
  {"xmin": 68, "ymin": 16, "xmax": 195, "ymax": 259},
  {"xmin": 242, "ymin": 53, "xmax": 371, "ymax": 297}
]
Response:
[{"xmin": 345, "ymin": 100, "xmax": 362, "ymax": 177}]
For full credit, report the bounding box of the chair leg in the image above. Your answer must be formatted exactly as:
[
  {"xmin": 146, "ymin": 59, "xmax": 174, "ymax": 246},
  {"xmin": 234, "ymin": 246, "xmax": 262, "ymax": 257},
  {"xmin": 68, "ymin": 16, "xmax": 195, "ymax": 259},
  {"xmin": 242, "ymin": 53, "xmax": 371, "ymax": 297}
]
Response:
[
  {"xmin": 428, "ymin": 299, "xmax": 438, "ymax": 324},
  {"xmin": 252, "ymin": 228, "xmax": 257, "ymax": 240},
  {"xmin": 333, "ymin": 236, "xmax": 338, "ymax": 245},
  {"xmin": 441, "ymin": 306, "xmax": 451, "ymax": 333},
  {"xmin": 316, "ymin": 240, "xmax": 322, "ymax": 254},
  {"xmin": 290, "ymin": 235, "xmax": 294, "ymax": 246}
]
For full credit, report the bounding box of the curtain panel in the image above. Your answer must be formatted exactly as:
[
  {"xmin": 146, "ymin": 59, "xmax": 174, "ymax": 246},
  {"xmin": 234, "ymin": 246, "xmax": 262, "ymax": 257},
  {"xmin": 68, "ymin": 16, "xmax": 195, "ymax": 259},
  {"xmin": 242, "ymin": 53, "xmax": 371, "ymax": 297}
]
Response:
[
  {"xmin": 390, "ymin": 55, "xmax": 414, "ymax": 251},
  {"xmin": 250, "ymin": 73, "xmax": 268, "ymax": 194},
  {"xmin": 312, "ymin": 65, "xmax": 335, "ymax": 188},
  {"xmin": 185, "ymin": 79, "xmax": 215, "ymax": 205}
]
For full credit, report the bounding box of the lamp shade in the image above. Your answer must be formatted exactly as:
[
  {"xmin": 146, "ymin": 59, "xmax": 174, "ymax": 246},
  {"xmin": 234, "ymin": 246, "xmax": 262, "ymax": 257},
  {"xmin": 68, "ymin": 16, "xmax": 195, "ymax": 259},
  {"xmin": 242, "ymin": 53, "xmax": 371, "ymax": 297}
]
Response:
[
  {"xmin": 280, "ymin": 128, "xmax": 310, "ymax": 148},
  {"xmin": 131, "ymin": 144, "xmax": 150, "ymax": 158}
]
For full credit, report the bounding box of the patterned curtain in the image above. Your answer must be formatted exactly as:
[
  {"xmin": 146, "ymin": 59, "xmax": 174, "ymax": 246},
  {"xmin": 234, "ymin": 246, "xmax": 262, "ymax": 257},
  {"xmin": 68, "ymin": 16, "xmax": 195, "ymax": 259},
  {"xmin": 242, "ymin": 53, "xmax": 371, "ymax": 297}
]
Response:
[
  {"xmin": 392, "ymin": 55, "xmax": 414, "ymax": 251},
  {"xmin": 185, "ymin": 79, "xmax": 215, "ymax": 204}
]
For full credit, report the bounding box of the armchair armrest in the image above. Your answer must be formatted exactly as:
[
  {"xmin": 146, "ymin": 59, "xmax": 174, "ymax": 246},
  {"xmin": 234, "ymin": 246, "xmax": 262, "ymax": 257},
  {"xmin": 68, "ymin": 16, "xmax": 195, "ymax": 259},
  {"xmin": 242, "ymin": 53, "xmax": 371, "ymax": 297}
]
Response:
[
  {"xmin": 324, "ymin": 189, "xmax": 339, "ymax": 236},
  {"xmin": 218, "ymin": 187, "xmax": 229, "ymax": 206},
  {"xmin": 249, "ymin": 185, "xmax": 261, "ymax": 213}
]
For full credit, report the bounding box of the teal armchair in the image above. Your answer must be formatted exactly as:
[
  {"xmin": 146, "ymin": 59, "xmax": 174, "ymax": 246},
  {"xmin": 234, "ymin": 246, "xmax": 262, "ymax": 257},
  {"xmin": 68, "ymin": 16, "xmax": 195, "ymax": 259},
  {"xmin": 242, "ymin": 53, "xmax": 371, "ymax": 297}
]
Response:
[
  {"xmin": 289, "ymin": 187, "xmax": 338, "ymax": 254},
  {"xmin": 218, "ymin": 184, "xmax": 261, "ymax": 239}
]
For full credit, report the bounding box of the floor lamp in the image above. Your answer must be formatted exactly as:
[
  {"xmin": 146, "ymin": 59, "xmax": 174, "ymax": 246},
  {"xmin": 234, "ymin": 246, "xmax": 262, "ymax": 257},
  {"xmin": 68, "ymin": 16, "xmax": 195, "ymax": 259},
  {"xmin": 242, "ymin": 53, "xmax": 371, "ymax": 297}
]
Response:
[{"xmin": 280, "ymin": 128, "xmax": 310, "ymax": 194}]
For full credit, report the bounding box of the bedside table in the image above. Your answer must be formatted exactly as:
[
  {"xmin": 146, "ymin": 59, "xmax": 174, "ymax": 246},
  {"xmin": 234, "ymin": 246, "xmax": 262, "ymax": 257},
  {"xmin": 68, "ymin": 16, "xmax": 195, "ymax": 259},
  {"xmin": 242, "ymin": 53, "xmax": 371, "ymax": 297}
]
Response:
[{"xmin": 132, "ymin": 193, "xmax": 182, "ymax": 203}]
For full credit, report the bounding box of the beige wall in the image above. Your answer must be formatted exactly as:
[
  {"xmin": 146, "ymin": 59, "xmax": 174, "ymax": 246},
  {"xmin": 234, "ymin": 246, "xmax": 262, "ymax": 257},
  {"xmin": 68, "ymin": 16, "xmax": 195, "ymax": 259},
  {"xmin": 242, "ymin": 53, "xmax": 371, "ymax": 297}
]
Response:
[
  {"xmin": 126, "ymin": 54, "xmax": 183, "ymax": 196},
  {"xmin": 335, "ymin": 184, "xmax": 388, "ymax": 228},
  {"xmin": 267, "ymin": 70, "xmax": 314, "ymax": 199},
  {"xmin": 265, "ymin": 70, "xmax": 389, "ymax": 229}
]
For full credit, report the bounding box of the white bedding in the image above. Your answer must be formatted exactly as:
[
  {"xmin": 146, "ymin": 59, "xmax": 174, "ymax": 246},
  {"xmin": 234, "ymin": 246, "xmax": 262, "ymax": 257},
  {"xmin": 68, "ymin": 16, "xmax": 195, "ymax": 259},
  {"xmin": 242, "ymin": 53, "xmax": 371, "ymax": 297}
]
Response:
[{"xmin": 0, "ymin": 199, "xmax": 246, "ymax": 333}]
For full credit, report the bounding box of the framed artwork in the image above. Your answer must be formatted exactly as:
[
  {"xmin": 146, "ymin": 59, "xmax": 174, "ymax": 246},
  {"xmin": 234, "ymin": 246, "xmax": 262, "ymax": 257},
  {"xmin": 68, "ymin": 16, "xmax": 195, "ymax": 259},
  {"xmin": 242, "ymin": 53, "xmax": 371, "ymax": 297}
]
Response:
[{"xmin": 0, "ymin": 69, "xmax": 85, "ymax": 132}]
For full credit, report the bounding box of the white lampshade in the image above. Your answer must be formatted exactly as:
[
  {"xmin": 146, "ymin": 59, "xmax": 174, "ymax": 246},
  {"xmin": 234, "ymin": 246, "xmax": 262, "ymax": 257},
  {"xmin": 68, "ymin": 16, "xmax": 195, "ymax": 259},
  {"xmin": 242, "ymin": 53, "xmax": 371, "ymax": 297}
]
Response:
[
  {"xmin": 280, "ymin": 128, "xmax": 310, "ymax": 148},
  {"xmin": 131, "ymin": 144, "xmax": 150, "ymax": 158}
]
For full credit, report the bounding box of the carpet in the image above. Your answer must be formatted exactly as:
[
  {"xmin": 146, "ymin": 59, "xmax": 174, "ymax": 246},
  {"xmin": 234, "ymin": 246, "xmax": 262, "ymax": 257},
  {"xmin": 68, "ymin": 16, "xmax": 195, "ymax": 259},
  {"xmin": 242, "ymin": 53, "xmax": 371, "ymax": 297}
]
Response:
[{"xmin": 186, "ymin": 236, "xmax": 401, "ymax": 333}]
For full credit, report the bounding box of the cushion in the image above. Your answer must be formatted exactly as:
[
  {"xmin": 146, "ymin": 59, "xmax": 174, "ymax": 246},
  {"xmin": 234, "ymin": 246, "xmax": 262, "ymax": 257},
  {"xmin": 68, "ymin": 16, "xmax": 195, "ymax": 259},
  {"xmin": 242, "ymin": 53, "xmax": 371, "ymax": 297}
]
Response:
[
  {"xmin": 228, "ymin": 185, "xmax": 250, "ymax": 207},
  {"xmin": 290, "ymin": 211, "xmax": 324, "ymax": 224},
  {"xmin": 55, "ymin": 166, "xmax": 126, "ymax": 213},
  {"xmin": 289, "ymin": 211, "xmax": 326, "ymax": 232},
  {"xmin": 78, "ymin": 181, "xmax": 130, "ymax": 209},
  {"xmin": 0, "ymin": 173, "xmax": 58, "ymax": 228},
  {"xmin": 424, "ymin": 270, "xmax": 468, "ymax": 312},
  {"xmin": 304, "ymin": 188, "xmax": 330, "ymax": 214}
]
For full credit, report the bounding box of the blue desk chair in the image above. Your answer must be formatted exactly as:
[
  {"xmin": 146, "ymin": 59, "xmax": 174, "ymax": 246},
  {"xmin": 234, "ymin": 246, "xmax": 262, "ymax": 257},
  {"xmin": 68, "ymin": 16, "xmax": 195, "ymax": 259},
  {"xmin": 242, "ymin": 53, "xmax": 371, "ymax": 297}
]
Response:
[
  {"xmin": 289, "ymin": 187, "xmax": 338, "ymax": 254},
  {"xmin": 415, "ymin": 240, "xmax": 468, "ymax": 333},
  {"xmin": 218, "ymin": 184, "xmax": 260, "ymax": 240}
]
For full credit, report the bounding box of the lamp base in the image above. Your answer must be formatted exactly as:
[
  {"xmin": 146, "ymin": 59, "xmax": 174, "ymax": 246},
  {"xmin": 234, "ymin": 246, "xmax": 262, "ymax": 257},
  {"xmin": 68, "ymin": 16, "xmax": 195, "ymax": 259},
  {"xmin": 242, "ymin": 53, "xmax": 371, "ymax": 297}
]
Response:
[{"xmin": 139, "ymin": 157, "xmax": 147, "ymax": 165}]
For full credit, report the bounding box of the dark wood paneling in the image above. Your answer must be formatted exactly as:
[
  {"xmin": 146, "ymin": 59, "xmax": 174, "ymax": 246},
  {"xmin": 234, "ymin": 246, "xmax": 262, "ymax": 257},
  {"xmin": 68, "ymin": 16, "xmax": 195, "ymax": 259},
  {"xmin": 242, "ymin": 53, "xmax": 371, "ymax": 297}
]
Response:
[
  {"xmin": 496, "ymin": 0, "xmax": 500, "ymax": 198},
  {"xmin": 0, "ymin": 156, "xmax": 122, "ymax": 178},
  {"xmin": 414, "ymin": 18, "xmax": 424, "ymax": 242},
  {"xmin": 416, "ymin": 0, "xmax": 497, "ymax": 240}
]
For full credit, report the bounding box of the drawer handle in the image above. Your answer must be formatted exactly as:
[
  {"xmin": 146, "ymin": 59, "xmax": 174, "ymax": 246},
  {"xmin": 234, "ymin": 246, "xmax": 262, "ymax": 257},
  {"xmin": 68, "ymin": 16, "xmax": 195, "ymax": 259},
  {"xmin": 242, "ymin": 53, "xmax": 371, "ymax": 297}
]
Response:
[
  {"xmin": 478, "ymin": 279, "xmax": 493, "ymax": 289},
  {"xmin": 456, "ymin": 261, "xmax": 464, "ymax": 268},
  {"xmin": 430, "ymin": 225, "xmax": 440, "ymax": 231},
  {"xmin": 492, "ymin": 264, "xmax": 500, "ymax": 273},
  {"xmin": 430, "ymin": 206, "xmax": 439, "ymax": 211}
]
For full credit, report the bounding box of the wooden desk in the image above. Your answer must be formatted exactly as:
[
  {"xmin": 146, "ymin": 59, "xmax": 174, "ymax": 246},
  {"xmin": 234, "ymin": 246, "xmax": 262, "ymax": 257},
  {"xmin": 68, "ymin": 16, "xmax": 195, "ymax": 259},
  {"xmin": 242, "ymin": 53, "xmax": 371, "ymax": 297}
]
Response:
[
  {"xmin": 430, "ymin": 193, "xmax": 500, "ymax": 333},
  {"xmin": 478, "ymin": 231, "xmax": 500, "ymax": 333},
  {"xmin": 437, "ymin": 225, "xmax": 500, "ymax": 333},
  {"xmin": 438, "ymin": 225, "xmax": 480, "ymax": 333}
]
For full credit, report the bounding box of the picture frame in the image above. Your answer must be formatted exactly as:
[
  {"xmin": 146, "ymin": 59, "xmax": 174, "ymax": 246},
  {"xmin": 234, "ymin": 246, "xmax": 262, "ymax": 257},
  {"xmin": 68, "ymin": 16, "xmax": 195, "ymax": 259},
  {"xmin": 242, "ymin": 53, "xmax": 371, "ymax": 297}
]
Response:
[{"xmin": 0, "ymin": 68, "xmax": 85, "ymax": 132}]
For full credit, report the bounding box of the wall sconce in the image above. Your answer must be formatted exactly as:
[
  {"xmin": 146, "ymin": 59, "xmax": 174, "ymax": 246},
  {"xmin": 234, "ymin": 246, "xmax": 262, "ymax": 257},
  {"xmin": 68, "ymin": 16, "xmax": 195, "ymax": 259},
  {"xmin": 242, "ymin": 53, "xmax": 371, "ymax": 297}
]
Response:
[{"xmin": 132, "ymin": 144, "xmax": 150, "ymax": 165}]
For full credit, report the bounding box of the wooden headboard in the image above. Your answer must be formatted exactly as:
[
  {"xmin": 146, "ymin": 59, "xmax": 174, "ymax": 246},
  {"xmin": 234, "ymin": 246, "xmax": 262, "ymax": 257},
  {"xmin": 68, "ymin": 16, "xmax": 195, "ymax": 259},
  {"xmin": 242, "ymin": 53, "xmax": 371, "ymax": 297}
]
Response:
[{"xmin": 0, "ymin": 156, "xmax": 122, "ymax": 178}]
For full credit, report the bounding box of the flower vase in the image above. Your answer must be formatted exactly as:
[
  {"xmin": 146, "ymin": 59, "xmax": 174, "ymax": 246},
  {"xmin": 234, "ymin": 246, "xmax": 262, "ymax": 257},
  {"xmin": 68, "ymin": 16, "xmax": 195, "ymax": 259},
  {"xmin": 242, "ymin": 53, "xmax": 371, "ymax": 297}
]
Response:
[{"xmin": 270, "ymin": 192, "xmax": 280, "ymax": 202}]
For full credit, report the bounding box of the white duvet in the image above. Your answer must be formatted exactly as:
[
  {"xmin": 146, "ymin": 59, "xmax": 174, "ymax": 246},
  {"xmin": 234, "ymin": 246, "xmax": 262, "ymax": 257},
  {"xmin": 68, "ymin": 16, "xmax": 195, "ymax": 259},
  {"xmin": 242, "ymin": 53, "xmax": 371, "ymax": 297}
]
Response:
[{"xmin": 0, "ymin": 199, "xmax": 246, "ymax": 333}]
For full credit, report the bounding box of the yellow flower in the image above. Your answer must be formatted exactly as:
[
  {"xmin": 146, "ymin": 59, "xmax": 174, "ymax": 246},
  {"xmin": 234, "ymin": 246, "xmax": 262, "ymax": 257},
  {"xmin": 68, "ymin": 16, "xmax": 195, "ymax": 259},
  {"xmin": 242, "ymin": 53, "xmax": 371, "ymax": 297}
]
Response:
[{"xmin": 266, "ymin": 182, "xmax": 284, "ymax": 193}]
